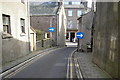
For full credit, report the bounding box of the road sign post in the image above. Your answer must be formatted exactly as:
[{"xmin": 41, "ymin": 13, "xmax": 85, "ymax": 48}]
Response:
[
  {"xmin": 48, "ymin": 27, "xmax": 54, "ymax": 47},
  {"xmin": 76, "ymin": 32, "xmax": 84, "ymax": 52}
]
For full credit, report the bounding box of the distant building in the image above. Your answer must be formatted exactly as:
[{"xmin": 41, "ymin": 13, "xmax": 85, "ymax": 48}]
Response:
[
  {"xmin": 0, "ymin": 0, "xmax": 30, "ymax": 65},
  {"xmin": 64, "ymin": 0, "xmax": 87, "ymax": 42},
  {"xmin": 30, "ymin": 1, "xmax": 67, "ymax": 47}
]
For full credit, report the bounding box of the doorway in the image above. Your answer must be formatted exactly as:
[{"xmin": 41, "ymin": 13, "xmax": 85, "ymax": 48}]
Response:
[
  {"xmin": 70, "ymin": 32, "xmax": 75, "ymax": 42},
  {"xmin": 30, "ymin": 33, "xmax": 35, "ymax": 51}
]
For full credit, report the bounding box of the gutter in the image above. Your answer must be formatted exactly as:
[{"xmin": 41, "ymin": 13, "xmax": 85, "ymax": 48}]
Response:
[
  {"xmin": 30, "ymin": 14, "xmax": 56, "ymax": 16},
  {"xmin": 27, "ymin": 0, "xmax": 31, "ymax": 51},
  {"xmin": 56, "ymin": 10, "xmax": 59, "ymax": 46}
]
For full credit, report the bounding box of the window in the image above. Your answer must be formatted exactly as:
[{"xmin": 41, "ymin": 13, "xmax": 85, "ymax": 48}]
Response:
[
  {"xmin": 68, "ymin": 10, "xmax": 72, "ymax": 16},
  {"xmin": 20, "ymin": 18, "xmax": 25, "ymax": 33},
  {"xmin": 64, "ymin": 1, "xmax": 69, "ymax": 5},
  {"xmin": 77, "ymin": 10, "xmax": 82, "ymax": 16},
  {"xmin": 68, "ymin": 20, "xmax": 72, "ymax": 28},
  {"xmin": 68, "ymin": 2, "xmax": 72, "ymax": 5},
  {"xmin": 72, "ymin": 2, "xmax": 80, "ymax": 5},
  {"xmin": 77, "ymin": 21, "xmax": 79, "ymax": 29},
  {"xmin": 2, "ymin": 14, "xmax": 11, "ymax": 34}
]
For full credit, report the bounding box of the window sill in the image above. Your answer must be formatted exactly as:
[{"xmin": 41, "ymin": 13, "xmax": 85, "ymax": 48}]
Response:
[
  {"xmin": 2, "ymin": 32, "xmax": 13, "ymax": 39},
  {"xmin": 20, "ymin": 33, "xmax": 26, "ymax": 36}
]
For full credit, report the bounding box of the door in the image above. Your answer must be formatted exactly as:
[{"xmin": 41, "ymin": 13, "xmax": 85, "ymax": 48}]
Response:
[
  {"xmin": 70, "ymin": 32, "xmax": 75, "ymax": 42},
  {"xmin": 30, "ymin": 33, "xmax": 34, "ymax": 51}
]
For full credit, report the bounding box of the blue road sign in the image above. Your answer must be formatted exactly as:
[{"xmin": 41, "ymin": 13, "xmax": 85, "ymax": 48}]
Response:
[
  {"xmin": 76, "ymin": 32, "xmax": 84, "ymax": 39},
  {"xmin": 48, "ymin": 27, "xmax": 54, "ymax": 32}
]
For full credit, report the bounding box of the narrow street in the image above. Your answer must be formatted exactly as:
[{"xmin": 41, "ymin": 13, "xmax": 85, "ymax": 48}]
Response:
[
  {"xmin": 0, "ymin": 0, "xmax": 119, "ymax": 80},
  {"xmin": 6, "ymin": 47, "xmax": 76, "ymax": 78}
]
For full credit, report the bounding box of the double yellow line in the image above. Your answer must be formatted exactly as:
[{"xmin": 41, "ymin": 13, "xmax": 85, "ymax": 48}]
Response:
[
  {"xmin": 66, "ymin": 49, "xmax": 76, "ymax": 80},
  {"xmin": 1, "ymin": 48, "xmax": 59, "ymax": 79},
  {"xmin": 66, "ymin": 49, "xmax": 84, "ymax": 80}
]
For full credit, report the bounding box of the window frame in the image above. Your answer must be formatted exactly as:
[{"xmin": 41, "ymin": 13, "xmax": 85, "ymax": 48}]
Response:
[
  {"xmin": 68, "ymin": 1, "xmax": 72, "ymax": 5},
  {"xmin": 2, "ymin": 14, "xmax": 11, "ymax": 34},
  {"xmin": 77, "ymin": 10, "xmax": 82, "ymax": 16},
  {"xmin": 68, "ymin": 10, "xmax": 73, "ymax": 16},
  {"xmin": 68, "ymin": 20, "xmax": 72, "ymax": 28},
  {"xmin": 64, "ymin": 1, "xmax": 69, "ymax": 5},
  {"xmin": 20, "ymin": 18, "xmax": 25, "ymax": 33},
  {"xmin": 72, "ymin": 2, "xmax": 80, "ymax": 5}
]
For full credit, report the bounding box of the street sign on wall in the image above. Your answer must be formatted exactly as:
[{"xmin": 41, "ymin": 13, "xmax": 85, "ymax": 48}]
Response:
[
  {"xmin": 76, "ymin": 32, "xmax": 84, "ymax": 39},
  {"xmin": 48, "ymin": 27, "xmax": 54, "ymax": 32}
]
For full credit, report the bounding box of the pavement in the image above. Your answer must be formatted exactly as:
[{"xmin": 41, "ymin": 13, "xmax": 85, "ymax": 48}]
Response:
[
  {"xmin": 66, "ymin": 42, "xmax": 77, "ymax": 47},
  {"xmin": 74, "ymin": 52, "xmax": 112, "ymax": 79},
  {"xmin": 3, "ymin": 47, "xmax": 76, "ymax": 78}
]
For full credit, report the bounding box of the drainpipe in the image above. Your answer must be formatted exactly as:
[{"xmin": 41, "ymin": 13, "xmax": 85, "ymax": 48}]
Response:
[
  {"xmin": 56, "ymin": 13, "xmax": 59, "ymax": 46},
  {"xmin": 0, "ymin": 32, "xmax": 2, "ymax": 74},
  {"xmin": 56, "ymin": 1, "xmax": 63, "ymax": 47},
  {"xmin": 27, "ymin": 0, "xmax": 31, "ymax": 52}
]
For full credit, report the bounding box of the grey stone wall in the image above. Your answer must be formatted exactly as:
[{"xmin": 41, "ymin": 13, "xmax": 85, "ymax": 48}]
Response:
[
  {"xmin": 30, "ymin": 15, "xmax": 57, "ymax": 32},
  {"xmin": 78, "ymin": 11, "xmax": 94, "ymax": 51},
  {"xmin": 118, "ymin": 2, "xmax": 120, "ymax": 79},
  {"xmin": 58, "ymin": 14, "xmax": 66, "ymax": 47},
  {"xmin": 2, "ymin": 38, "xmax": 30, "ymax": 65},
  {"xmin": 36, "ymin": 39, "xmax": 51, "ymax": 50},
  {"xmin": 30, "ymin": 15, "xmax": 57, "ymax": 46},
  {"xmin": 93, "ymin": 2, "xmax": 119, "ymax": 78}
]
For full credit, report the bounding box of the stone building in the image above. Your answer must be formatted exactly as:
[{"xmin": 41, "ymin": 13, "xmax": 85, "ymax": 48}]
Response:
[
  {"xmin": 92, "ymin": 2, "xmax": 120, "ymax": 79},
  {"xmin": 30, "ymin": 1, "xmax": 67, "ymax": 47},
  {"xmin": 77, "ymin": 11, "xmax": 94, "ymax": 51},
  {"xmin": 64, "ymin": 0, "xmax": 87, "ymax": 42},
  {"xmin": 0, "ymin": 0, "xmax": 30, "ymax": 65}
]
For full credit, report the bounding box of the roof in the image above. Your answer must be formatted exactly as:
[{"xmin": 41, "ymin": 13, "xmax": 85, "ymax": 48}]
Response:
[
  {"xmin": 30, "ymin": 2, "xmax": 60, "ymax": 15},
  {"xmin": 30, "ymin": 27, "xmax": 36, "ymax": 33},
  {"xmin": 77, "ymin": 10, "xmax": 93, "ymax": 20}
]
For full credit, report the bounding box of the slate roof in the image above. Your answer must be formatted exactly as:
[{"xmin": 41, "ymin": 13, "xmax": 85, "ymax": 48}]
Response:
[{"xmin": 30, "ymin": 2, "xmax": 60, "ymax": 15}]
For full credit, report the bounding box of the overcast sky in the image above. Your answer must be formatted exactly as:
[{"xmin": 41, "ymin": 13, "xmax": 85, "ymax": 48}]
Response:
[{"xmin": 87, "ymin": 0, "xmax": 92, "ymax": 8}]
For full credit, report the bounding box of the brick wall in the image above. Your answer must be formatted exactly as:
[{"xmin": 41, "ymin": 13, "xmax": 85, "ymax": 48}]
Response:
[
  {"xmin": 65, "ymin": 8, "xmax": 85, "ymax": 30},
  {"xmin": 30, "ymin": 15, "xmax": 57, "ymax": 45}
]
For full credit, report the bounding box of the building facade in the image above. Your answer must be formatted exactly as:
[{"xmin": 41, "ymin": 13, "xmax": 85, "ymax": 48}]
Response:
[
  {"xmin": 30, "ymin": 1, "xmax": 67, "ymax": 47},
  {"xmin": 77, "ymin": 11, "xmax": 94, "ymax": 51},
  {"xmin": 64, "ymin": 1, "xmax": 87, "ymax": 42},
  {"xmin": 0, "ymin": 0, "xmax": 30, "ymax": 65},
  {"xmin": 93, "ymin": 2, "xmax": 119, "ymax": 79}
]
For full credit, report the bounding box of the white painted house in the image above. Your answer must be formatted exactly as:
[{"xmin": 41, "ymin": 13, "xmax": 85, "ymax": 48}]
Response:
[{"xmin": 0, "ymin": 0, "xmax": 31, "ymax": 64}]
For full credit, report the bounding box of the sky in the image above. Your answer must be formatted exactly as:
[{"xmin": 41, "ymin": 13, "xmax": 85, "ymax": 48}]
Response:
[{"xmin": 87, "ymin": 0, "xmax": 92, "ymax": 8}]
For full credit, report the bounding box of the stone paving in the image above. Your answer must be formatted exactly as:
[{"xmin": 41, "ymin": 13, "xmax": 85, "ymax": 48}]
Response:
[{"xmin": 74, "ymin": 52, "xmax": 112, "ymax": 79}]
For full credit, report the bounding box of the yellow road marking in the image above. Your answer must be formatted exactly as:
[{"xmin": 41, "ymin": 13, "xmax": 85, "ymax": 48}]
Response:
[{"xmin": 4, "ymin": 49, "xmax": 56, "ymax": 78}]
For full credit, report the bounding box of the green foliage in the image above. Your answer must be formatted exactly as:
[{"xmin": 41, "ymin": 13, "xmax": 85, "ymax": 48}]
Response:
[{"xmin": 35, "ymin": 29, "xmax": 44, "ymax": 41}]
